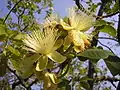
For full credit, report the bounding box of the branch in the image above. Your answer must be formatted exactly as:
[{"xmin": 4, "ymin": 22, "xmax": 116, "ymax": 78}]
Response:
[
  {"xmin": 97, "ymin": 11, "xmax": 120, "ymax": 19},
  {"xmin": 4, "ymin": 0, "xmax": 23, "ymax": 23},
  {"xmin": 98, "ymin": 37, "xmax": 118, "ymax": 42},
  {"xmin": 98, "ymin": 40, "xmax": 115, "ymax": 54},
  {"xmin": 6, "ymin": 65, "xmax": 27, "ymax": 89},
  {"xmin": 117, "ymin": 13, "xmax": 120, "ymax": 44},
  {"xmin": 96, "ymin": 76, "xmax": 120, "ymax": 88},
  {"xmin": 74, "ymin": 0, "xmax": 81, "ymax": 9}
]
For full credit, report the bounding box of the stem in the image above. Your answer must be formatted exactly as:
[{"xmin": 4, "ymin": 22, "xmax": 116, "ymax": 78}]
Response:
[
  {"xmin": 117, "ymin": 13, "xmax": 120, "ymax": 44},
  {"xmin": 88, "ymin": 0, "xmax": 108, "ymax": 89}
]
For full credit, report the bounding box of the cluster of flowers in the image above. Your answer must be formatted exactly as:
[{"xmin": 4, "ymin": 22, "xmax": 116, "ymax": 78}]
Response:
[{"xmin": 23, "ymin": 7, "xmax": 94, "ymax": 71}]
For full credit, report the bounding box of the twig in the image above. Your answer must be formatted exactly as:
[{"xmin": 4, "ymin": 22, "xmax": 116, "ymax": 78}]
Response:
[
  {"xmin": 97, "ymin": 11, "xmax": 119, "ymax": 19},
  {"xmin": 117, "ymin": 13, "xmax": 120, "ymax": 43},
  {"xmin": 3, "ymin": 0, "xmax": 23, "ymax": 23},
  {"xmin": 98, "ymin": 37, "xmax": 118, "ymax": 42},
  {"xmin": 98, "ymin": 40, "xmax": 115, "ymax": 54},
  {"xmin": 7, "ymin": 65, "xmax": 27, "ymax": 89}
]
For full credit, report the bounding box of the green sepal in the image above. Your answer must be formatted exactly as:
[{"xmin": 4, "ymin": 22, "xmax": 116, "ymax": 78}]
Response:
[
  {"xmin": 36, "ymin": 55, "xmax": 48, "ymax": 71},
  {"xmin": 47, "ymin": 51, "xmax": 66, "ymax": 63}
]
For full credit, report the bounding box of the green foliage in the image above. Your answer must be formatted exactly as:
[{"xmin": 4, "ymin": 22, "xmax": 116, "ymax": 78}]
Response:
[
  {"xmin": 0, "ymin": 0, "xmax": 119, "ymax": 89},
  {"xmin": 94, "ymin": 20, "xmax": 107, "ymax": 26},
  {"xmin": 10, "ymin": 54, "xmax": 40, "ymax": 79},
  {"xmin": 105, "ymin": 56, "xmax": 120, "ymax": 76},
  {"xmin": 58, "ymin": 78, "xmax": 71, "ymax": 90},
  {"xmin": 0, "ymin": 54, "xmax": 7, "ymax": 76},
  {"xmin": 78, "ymin": 48, "xmax": 114, "ymax": 61},
  {"xmin": 105, "ymin": 61, "xmax": 120, "ymax": 76},
  {"xmin": 7, "ymin": 45, "xmax": 20, "ymax": 56},
  {"xmin": 99, "ymin": 25, "xmax": 117, "ymax": 37}
]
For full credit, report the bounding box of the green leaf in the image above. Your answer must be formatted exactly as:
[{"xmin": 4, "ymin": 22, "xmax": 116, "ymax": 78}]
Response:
[
  {"xmin": 94, "ymin": 20, "xmax": 107, "ymax": 26},
  {"xmin": 7, "ymin": 46, "xmax": 20, "ymax": 56},
  {"xmin": 105, "ymin": 56, "xmax": 120, "ymax": 76},
  {"xmin": 47, "ymin": 51, "xmax": 66, "ymax": 63},
  {"xmin": 14, "ymin": 33, "xmax": 25, "ymax": 40},
  {"xmin": 80, "ymin": 81, "xmax": 90, "ymax": 89},
  {"xmin": 111, "ymin": 0, "xmax": 119, "ymax": 12},
  {"xmin": 0, "ymin": 23, "xmax": 7, "ymax": 41},
  {"xmin": 99, "ymin": 25, "xmax": 116, "ymax": 37},
  {"xmin": 7, "ymin": 30, "xmax": 18, "ymax": 39},
  {"xmin": 36, "ymin": 55, "xmax": 48, "ymax": 71},
  {"xmin": 11, "ymin": 54, "xmax": 40, "ymax": 79},
  {"xmin": 105, "ymin": 61, "xmax": 120, "ymax": 76},
  {"xmin": 78, "ymin": 49, "xmax": 114, "ymax": 60},
  {"xmin": 0, "ymin": 54, "xmax": 7, "ymax": 76},
  {"xmin": 58, "ymin": 78, "xmax": 71, "ymax": 89}
]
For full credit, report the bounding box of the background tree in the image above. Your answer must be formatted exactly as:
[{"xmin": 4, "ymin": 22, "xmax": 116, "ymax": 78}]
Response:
[{"xmin": 0, "ymin": 0, "xmax": 120, "ymax": 90}]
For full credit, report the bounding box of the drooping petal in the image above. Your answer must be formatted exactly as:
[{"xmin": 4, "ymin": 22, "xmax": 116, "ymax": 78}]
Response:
[
  {"xmin": 36, "ymin": 55, "xmax": 48, "ymax": 71},
  {"xmin": 47, "ymin": 51, "xmax": 66, "ymax": 63}
]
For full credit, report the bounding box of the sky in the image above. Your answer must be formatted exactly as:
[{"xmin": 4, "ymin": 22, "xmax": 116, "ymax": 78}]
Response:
[{"xmin": 0, "ymin": 0, "xmax": 75, "ymax": 18}]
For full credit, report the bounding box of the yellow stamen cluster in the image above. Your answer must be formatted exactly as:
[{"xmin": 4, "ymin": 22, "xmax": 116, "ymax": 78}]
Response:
[{"xmin": 23, "ymin": 27, "xmax": 57, "ymax": 55}]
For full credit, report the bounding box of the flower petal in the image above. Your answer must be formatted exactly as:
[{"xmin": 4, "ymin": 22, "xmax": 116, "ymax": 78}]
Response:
[
  {"xmin": 60, "ymin": 19, "xmax": 74, "ymax": 30},
  {"xmin": 36, "ymin": 55, "xmax": 48, "ymax": 71},
  {"xmin": 69, "ymin": 30, "xmax": 84, "ymax": 46},
  {"xmin": 47, "ymin": 51, "xmax": 66, "ymax": 63}
]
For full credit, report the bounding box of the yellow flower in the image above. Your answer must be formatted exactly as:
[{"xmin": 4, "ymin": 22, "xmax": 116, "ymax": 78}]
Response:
[
  {"xmin": 61, "ymin": 7, "xmax": 94, "ymax": 52},
  {"xmin": 23, "ymin": 27, "xmax": 66, "ymax": 71},
  {"xmin": 60, "ymin": 7, "xmax": 94, "ymax": 31},
  {"xmin": 67, "ymin": 30, "xmax": 91, "ymax": 52}
]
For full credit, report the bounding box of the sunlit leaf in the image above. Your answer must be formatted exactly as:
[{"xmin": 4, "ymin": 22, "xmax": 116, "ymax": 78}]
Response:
[
  {"xmin": 7, "ymin": 46, "xmax": 20, "ymax": 56},
  {"xmin": 0, "ymin": 23, "xmax": 7, "ymax": 41},
  {"xmin": 11, "ymin": 54, "xmax": 40, "ymax": 79},
  {"xmin": 94, "ymin": 20, "xmax": 107, "ymax": 26},
  {"xmin": 7, "ymin": 30, "xmax": 18, "ymax": 39},
  {"xmin": 48, "ymin": 73, "xmax": 59, "ymax": 84},
  {"xmin": 14, "ymin": 33, "xmax": 25, "ymax": 40},
  {"xmin": 99, "ymin": 25, "xmax": 116, "ymax": 37},
  {"xmin": 44, "ymin": 72, "xmax": 52, "ymax": 89}
]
